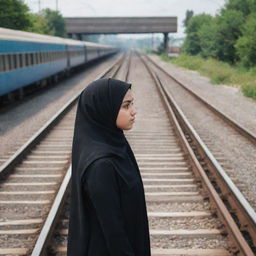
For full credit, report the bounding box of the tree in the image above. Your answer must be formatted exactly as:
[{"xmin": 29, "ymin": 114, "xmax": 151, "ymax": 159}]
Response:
[
  {"xmin": 198, "ymin": 17, "xmax": 218, "ymax": 58},
  {"xmin": 41, "ymin": 8, "xmax": 66, "ymax": 37},
  {"xmin": 182, "ymin": 14, "xmax": 213, "ymax": 55},
  {"xmin": 235, "ymin": 13, "xmax": 256, "ymax": 67},
  {"xmin": 222, "ymin": 0, "xmax": 256, "ymax": 17},
  {"xmin": 27, "ymin": 13, "xmax": 51, "ymax": 34},
  {"xmin": 183, "ymin": 10, "xmax": 194, "ymax": 27},
  {"xmin": 215, "ymin": 9, "xmax": 244, "ymax": 63},
  {"xmin": 0, "ymin": 0, "xmax": 31, "ymax": 30}
]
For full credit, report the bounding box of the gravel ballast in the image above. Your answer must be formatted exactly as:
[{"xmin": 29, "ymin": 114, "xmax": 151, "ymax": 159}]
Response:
[
  {"xmin": 149, "ymin": 54, "xmax": 256, "ymax": 211},
  {"xmin": 0, "ymin": 55, "xmax": 119, "ymax": 164}
]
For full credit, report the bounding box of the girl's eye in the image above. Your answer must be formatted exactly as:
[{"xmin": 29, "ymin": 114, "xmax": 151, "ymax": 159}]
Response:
[{"xmin": 123, "ymin": 104, "xmax": 129, "ymax": 109}]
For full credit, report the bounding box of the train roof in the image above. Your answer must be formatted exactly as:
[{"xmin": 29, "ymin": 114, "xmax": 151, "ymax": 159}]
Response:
[{"xmin": 0, "ymin": 27, "xmax": 115, "ymax": 48}]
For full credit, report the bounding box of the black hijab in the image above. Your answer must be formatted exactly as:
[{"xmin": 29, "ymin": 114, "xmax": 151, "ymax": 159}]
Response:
[{"xmin": 67, "ymin": 78, "xmax": 141, "ymax": 255}]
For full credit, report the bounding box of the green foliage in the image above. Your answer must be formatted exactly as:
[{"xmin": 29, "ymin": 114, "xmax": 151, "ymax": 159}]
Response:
[
  {"xmin": 182, "ymin": 14, "xmax": 213, "ymax": 55},
  {"xmin": 235, "ymin": 13, "xmax": 256, "ymax": 67},
  {"xmin": 163, "ymin": 54, "xmax": 256, "ymax": 100},
  {"xmin": 198, "ymin": 17, "xmax": 218, "ymax": 58},
  {"xmin": 241, "ymin": 84, "xmax": 256, "ymax": 99},
  {"xmin": 27, "ymin": 13, "xmax": 51, "ymax": 34},
  {"xmin": 215, "ymin": 9, "xmax": 244, "ymax": 63},
  {"xmin": 183, "ymin": 10, "xmax": 194, "ymax": 27},
  {"xmin": 0, "ymin": 0, "xmax": 31, "ymax": 30},
  {"xmin": 181, "ymin": 0, "xmax": 256, "ymax": 69},
  {"xmin": 223, "ymin": 0, "xmax": 256, "ymax": 16},
  {"xmin": 41, "ymin": 8, "xmax": 66, "ymax": 37}
]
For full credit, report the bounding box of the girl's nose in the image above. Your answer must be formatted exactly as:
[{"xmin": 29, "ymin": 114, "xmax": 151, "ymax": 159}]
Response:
[{"xmin": 131, "ymin": 106, "xmax": 137, "ymax": 116}]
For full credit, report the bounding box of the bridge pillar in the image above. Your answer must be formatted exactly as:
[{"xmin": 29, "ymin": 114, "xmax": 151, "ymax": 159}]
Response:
[{"xmin": 163, "ymin": 32, "xmax": 169, "ymax": 53}]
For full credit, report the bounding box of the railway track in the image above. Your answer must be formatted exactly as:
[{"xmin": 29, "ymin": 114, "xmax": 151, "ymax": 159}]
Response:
[
  {"xmin": 0, "ymin": 53, "xmax": 126, "ymax": 255},
  {"xmin": 140, "ymin": 53, "xmax": 256, "ymax": 248},
  {"xmin": 145, "ymin": 55, "xmax": 256, "ymax": 145},
  {"xmin": 0, "ymin": 51, "xmax": 255, "ymax": 255}
]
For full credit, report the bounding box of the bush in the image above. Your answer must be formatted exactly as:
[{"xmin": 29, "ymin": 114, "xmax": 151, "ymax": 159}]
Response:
[
  {"xmin": 161, "ymin": 54, "xmax": 256, "ymax": 100},
  {"xmin": 241, "ymin": 84, "xmax": 256, "ymax": 99},
  {"xmin": 235, "ymin": 13, "xmax": 256, "ymax": 67}
]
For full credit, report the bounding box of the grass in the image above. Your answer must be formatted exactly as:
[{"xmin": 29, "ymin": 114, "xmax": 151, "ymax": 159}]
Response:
[{"xmin": 160, "ymin": 54, "xmax": 256, "ymax": 100}]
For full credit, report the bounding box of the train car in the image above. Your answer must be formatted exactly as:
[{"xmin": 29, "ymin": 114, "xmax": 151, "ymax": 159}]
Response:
[{"xmin": 0, "ymin": 27, "xmax": 117, "ymax": 101}]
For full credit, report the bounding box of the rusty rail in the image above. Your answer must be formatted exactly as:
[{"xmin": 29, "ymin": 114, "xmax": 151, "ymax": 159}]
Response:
[{"xmin": 139, "ymin": 52, "xmax": 255, "ymax": 255}]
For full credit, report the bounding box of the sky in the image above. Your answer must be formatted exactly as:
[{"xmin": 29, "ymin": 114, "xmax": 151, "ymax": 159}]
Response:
[{"xmin": 25, "ymin": 0, "xmax": 226, "ymax": 38}]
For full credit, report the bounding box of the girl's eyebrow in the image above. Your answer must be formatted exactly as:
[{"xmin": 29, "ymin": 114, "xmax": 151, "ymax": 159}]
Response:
[{"xmin": 122, "ymin": 99, "xmax": 133, "ymax": 104}]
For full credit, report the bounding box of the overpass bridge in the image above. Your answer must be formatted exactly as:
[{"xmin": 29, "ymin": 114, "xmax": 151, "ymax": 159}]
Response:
[{"xmin": 64, "ymin": 17, "xmax": 177, "ymax": 52}]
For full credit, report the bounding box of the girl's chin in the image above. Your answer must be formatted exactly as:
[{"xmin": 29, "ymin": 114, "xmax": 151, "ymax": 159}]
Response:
[{"xmin": 123, "ymin": 124, "xmax": 134, "ymax": 130}]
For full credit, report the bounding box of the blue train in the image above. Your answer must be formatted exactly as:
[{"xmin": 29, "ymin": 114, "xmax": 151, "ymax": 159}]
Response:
[{"xmin": 0, "ymin": 27, "xmax": 117, "ymax": 102}]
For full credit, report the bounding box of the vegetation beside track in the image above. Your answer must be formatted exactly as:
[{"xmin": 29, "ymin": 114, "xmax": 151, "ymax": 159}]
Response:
[{"xmin": 160, "ymin": 54, "xmax": 256, "ymax": 100}]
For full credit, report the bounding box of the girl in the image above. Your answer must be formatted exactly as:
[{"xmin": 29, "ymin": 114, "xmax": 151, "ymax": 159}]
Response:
[{"xmin": 67, "ymin": 78, "xmax": 151, "ymax": 256}]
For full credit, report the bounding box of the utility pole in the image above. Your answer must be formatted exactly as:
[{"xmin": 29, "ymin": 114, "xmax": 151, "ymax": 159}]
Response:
[
  {"xmin": 56, "ymin": 0, "xmax": 58, "ymax": 11},
  {"xmin": 38, "ymin": 0, "xmax": 41, "ymax": 12}
]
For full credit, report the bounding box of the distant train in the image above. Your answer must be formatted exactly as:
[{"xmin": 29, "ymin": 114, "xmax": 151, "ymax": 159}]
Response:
[{"xmin": 0, "ymin": 27, "xmax": 117, "ymax": 102}]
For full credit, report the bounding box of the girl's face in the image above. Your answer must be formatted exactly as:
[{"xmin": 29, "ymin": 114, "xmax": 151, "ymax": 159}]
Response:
[{"xmin": 116, "ymin": 89, "xmax": 137, "ymax": 130}]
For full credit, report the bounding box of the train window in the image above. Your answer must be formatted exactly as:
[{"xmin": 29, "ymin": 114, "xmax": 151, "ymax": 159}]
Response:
[
  {"xmin": 34, "ymin": 53, "xmax": 38, "ymax": 65},
  {"xmin": 8, "ymin": 55, "xmax": 12, "ymax": 70},
  {"xmin": 2, "ymin": 55, "xmax": 6, "ymax": 72},
  {"xmin": 40, "ymin": 52, "xmax": 42, "ymax": 63},
  {"xmin": 19, "ymin": 54, "xmax": 22, "ymax": 68},
  {"xmin": 39, "ymin": 52, "xmax": 42, "ymax": 63},
  {"xmin": 9, "ymin": 55, "xmax": 13, "ymax": 70},
  {"xmin": 44, "ymin": 52, "xmax": 47, "ymax": 62},
  {"xmin": 20, "ymin": 53, "xmax": 25, "ymax": 68},
  {"xmin": 12, "ymin": 54, "xmax": 17, "ymax": 70},
  {"xmin": 5, "ymin": 55, "xmax": 10, "ymax": 71},
  {"xmin": 25, "ymin": 54, "xmax": 29, "ymax": 66},
  {"xmin": 40, "ymin": 52, "xmax": 43, "ymax": 63},
  {"xmin": 36, "ymin": 52, "xmax": 39, "ymax": 64},
  {"xmin": 30, "ymin": 53, "xmax": 34, "ymax": 66},
  {"xmin": 42, "ymin": 52, "xmax": 45, "ymax": 63},
  {"xmin": 0, "ymin": 55, "xmax": 4, "ymax": 72},
  {"xmin": 16, "ymin": 54, "xmax": 20, "ymax": 69}
]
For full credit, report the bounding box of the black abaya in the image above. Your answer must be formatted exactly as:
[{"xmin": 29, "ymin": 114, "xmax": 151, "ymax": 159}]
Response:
[{"xmin": 67, "ymin": 78, "xmax": 151, "ymax": 256}]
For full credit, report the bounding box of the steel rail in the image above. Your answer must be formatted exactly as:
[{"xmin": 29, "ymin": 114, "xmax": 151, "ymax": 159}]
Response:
[
  {"xmin": 125, "ymin": 51, "xmax": 132, "ymax": 82},
  {"xmin": 30, "ymin": 53, "xmax": 127, "ymax": 256},
  {"xmin": 139, "ymin": 52, "xmax": 254, "ymax": 255},
  {"xmin": 145, "ymin": 54, "xmax": 256, "ymax": 145},
  {"xmin": 0, "ymin": 53, "xmax": 123, "ymax": 180},
  {"xmin": 143, "ymin": 53, "xmax": 256, "ymax": 248}
]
